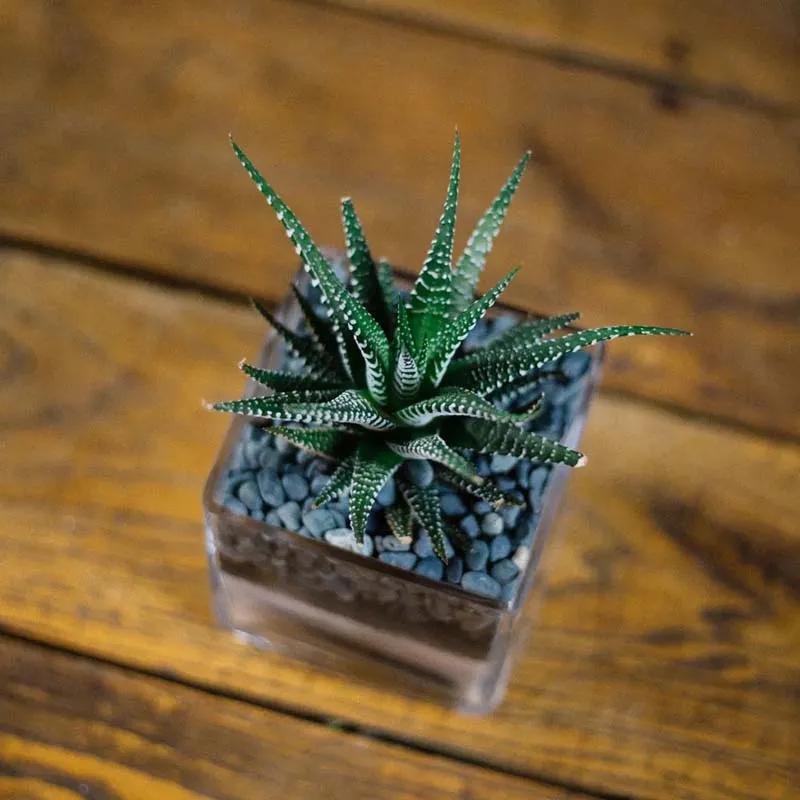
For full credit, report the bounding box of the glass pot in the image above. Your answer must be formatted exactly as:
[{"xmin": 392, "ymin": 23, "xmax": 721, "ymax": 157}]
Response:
[{"xmin": 203, "ymin": 267, "xmax": 603, "ymax": 713}]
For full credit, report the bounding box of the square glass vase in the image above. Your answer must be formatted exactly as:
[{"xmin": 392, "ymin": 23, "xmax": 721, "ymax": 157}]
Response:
[{"xmin": 203, "ymin": 270, "xmax": 603, "ymax": 714}]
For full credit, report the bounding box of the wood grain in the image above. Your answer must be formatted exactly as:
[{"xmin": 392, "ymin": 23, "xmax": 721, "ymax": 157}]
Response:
[
  {"xmin": 0, "ymin": 637, "xmax": 585, "ymax": 800},
  {"xmin": 1, "ymin": 250, "xmax": 798, "ymax": 800},
  {"xmin": 1, "ymin": 0, "xmax": 798, "ymax": 436},
  {"xmin": 321, "ymin": 0, "xmax": 800, "ymax": 108}
]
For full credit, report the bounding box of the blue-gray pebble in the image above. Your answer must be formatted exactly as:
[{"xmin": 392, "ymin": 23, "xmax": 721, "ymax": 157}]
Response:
[
  {"xmin": 490, "ymin": 454, "xmax": 518, "ymax": 474},
  {"xmin": 465, "ymin": 540, "xmax": 489, "ymax": 571},
  {"xmin": 414, "ymin": 557, "xmax": 444, "ymax": 581},
  {"xmin": 237, "ymin": 480, "xmax": 263, "ymax": 512},
  {"xmin": 490, "ymin": 558, "xmax": 519, "ymax": 584},
  {"xmin": 258, "ymin": 448, "xmax": 281, "ymax": 470},
  {"xmin": 459, "ymin": 514, "xmax": 480, "ymax": 539},
  {"xmin": 382, "ymin": 534, "xmax": 411, "ymax": 552},
  {"xmin": 276, "ymin": 501, "xmax": 302, "ymax": 531},
  {"xmin": 439, "ymin": 493, "xmax": 467, "ymax": 516},
  {"xmin": 379, "ymin": 552, "xmax": 417, "ymax": 571},
  {"xmin": 446, "ymin": 556, "xmax": 464, "ymax": 584},
  {"xmin": 376, "ymin": 477, "xmax": 396, "ymax": 507},
  {"xmin": 481, "ymin": 512, "xmax": 504, "ymax": 536},
  {"xmin": 501, "ymin": 504, "xmax": 522, "ymax": 527},
  {"xmin": 406, "ymin": 460, "xmax": 434, "ymax": 487},
  {"xmin": 490, "ymin": 535, "xmax": 512, "ymax": 561},
  {"xmin": 282, "ymin": 473, "xmax": 309, "ymax": 502},
  {"xmin": 224, "ymin": 497, "xmax": 249, "ymax": 516},
  {"xmin": 257, "ymin": 469, "xmax": 286, "ymax": 507},
  {"xmin": 302, "ymin": 508, "xmax": 337, "ymax": 537},
  {"xmin": 310, "ymin": 474, "xmax": 329, "ymax": 495},
  {"xmin": 461, "ymin": 571, "xmax": 501, "ymax": 599}
]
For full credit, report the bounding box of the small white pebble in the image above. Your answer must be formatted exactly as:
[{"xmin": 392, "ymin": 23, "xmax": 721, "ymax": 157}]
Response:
[{"xmin": 512, "ymin": 545, "xmax": 530, "ymax": 572}]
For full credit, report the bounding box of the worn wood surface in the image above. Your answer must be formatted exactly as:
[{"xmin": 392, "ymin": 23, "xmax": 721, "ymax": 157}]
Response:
[
  {"xmin": 0, "ymin": 637, "xmax": 585, "ymax": 800},
  {"xmin": 1, "ymin": 250, "xmax": 798, "ymax": 800},
  {"xmin": 322, "ymin": 0, "xmax": 800, "ymax": 108},
  {"xmin": 2, "ymin": 0, "xmax": 799, "ymax": 436}
]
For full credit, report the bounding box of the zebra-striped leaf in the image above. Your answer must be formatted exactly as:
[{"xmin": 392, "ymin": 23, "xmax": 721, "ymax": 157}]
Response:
[
  {"xmin": 211, "ymin": 389, "xmax": 395, "ymax": 430},
  {"xmin": 387, "ymin": 433, "xmax": 481, "ymax": 484},
  {"xmin": 385, "ymin": 502, "xmax": 414, "ymax": 540},
  {"xmin": 399, "ymin": 479, "xmax": 449, "ymax": 563},
  {"xmin": 435, "ymin": 465, "xmax": 523, "ymax": 509},
  {"xmin": 341, "ymin": 198, "xmax": 392, "ymax": 332},
  {"xmin": 450, "ymin": 151, "xmax": 530, "ymax": 314},
  {"xmin": 232, "ymin": 139, "xmax": 390, "ymax": 402},
  {"xmin": 426, "ymin": 267, "xmax": 518, "ymax": 387},
  {"xmin": 445, "ymin": 325, "xmax": 690, "ymax": 396},
  {"xmin": 390, "ymin": 303, "xmax": 421, "ymax": 406},
  {"xmin": 445, "ymin": 418, "xmax": 585, "ymax": 468},
  {"xmin": 483, "ymin": 311, "xmax": 580, "ymax": 355},
  {"xmin": 269, "ymin": 426, "xmax": 355, "ymax": 459},
  {"xmin": 408, "ymin": 132, "xmax": 460, "ymax": 350},
  {"xmin": 240, "ymin": 362, "xmax": 346, "ymax": 393},
  {"xmin": 350, "ymin": 441, "xmax": 403, "ymax": 542},
  {"xmin": 393, "ymin": 387, "xmax": 534, "ymax": 428},
  {"xmin": 310, "ymin": 458, "xmax": 355, "ymax": 509}
]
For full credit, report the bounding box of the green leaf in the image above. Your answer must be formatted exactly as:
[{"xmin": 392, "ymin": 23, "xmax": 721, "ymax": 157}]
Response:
[
  {"xmin": 484, "ymin": 312, "xmax": 580, "ymax": 354},
  {"xmin": 384, "ymin": 502, "xmax": 414, "ymax": 540},
  {"xmin": 398, "ymin": 480, "xmax": 449, "ymax": 563},
  {"xmin": 269, "ymin": 426, "xmax": 355, "ymax": 459},
  {"xmin": 240, "ymin": 362, "xmax": 346, "ymax": 393},
  {"xmin": 310, "ymin": 458, "xmax": 354, "ymax": 508},
  {"xmin": 393, "ymin": 387, "xmax": 534, "ymax": 428},
  {"xmin": 450, "ymin": 151, "xmax": 530, "ymax": 314},
  {"xmin": 387, "ymin": 433, "xmax": 481, "ymax": 484},
  {"xmin": 435, "ymin": 465, "xmax": 523, "ymax": 509},
  {"xmin": 426, "ymin": 267, "xmax": 518, "ymax": 387},
  {"xmin": 408, "ymin": 132, "xmax": 460, "ymax": 350},
  {"xmin": 211, "ymin": 389, "xmax": 396, "ymax": 430},
  {"xmin": 350, "ymin": 441, "xmax": 403, "ymax": 542},
  {"xmin": 252, "ymin": 299, "xmax": 338, "ymax": 378},
  {"xmin": 445, "ymin": 418, "xmax": 585, "ymax": 468},
  {"xmin": 290, "ymin": 285, "xmax": 342, "ymax": 364},
  {"xmin": 445, "ymin": 325, "xmax": 690, "ymax": 396},
  {"xmin": 341, "ymin": 198, "xmax": 392, "ymax": 332},
  {"xmin": 390, "ymin": 303, "xmax": 421, "ymax": 406},
  {"xmin": 232, "ymin": 139, "xmax": 390, "ymax": 402}
]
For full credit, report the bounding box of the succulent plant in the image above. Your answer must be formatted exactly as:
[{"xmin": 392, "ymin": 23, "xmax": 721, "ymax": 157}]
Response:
[{"xmin": 210, "ymin": 133, "xmax": 689, "ymax": 561}]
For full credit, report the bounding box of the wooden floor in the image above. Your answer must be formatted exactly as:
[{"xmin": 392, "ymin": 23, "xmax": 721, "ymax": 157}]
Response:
[{"xmin": 1, "ymin": 2, "xmax": 798, "ymax": 799}]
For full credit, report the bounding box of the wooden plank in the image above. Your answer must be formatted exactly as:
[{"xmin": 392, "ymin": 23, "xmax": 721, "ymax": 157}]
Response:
[
  {"xmin": 321, "ymin": 0, "xmax": 800, "ymax": 108},
  {"xmin": 1, "ymin": 1, "xmax": 798, "ymax": 437},
  {"xmin": 0, "ymin": 637, "xmax": 583, "ymax": 800},
  {"xmin": 1, "ymin": 250, "xmax": 798, "ymax": 800}
]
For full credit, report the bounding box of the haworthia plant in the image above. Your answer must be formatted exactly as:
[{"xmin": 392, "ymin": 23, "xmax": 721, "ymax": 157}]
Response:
[{"xmin": 210, "ymin": 133, "xmax": 690, "ymax": 561}]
